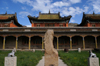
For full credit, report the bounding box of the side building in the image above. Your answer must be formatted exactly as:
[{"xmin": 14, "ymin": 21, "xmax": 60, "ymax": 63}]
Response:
[
  {"xmin": 0, "ymin": 12, "xmax": 100, "ymax": 50},
  {"xmin": 0, "ymin": 12, "xmax": 22, "ymax": 27}
]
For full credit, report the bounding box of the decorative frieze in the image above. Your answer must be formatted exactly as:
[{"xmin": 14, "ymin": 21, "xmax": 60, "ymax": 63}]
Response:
[
  {"xmin": 25, "ymin": 29, "xmax": 30, "ymax": 31},
  {"xmin": 92, "ymin": 29, "xmax": 98, "ymax": 31},
  {"xmin": 3, "ymin": 29, "xmax": 9, "ymax": 31},
  {"xmin": 70, "ymin": 29, "xmax": 76, "ymax": 31}
]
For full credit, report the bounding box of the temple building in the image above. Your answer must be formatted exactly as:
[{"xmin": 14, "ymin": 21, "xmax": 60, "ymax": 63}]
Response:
[
  {"xmin": 78, "ymin": 12, "xmax": 100, "ymax": 27},
  {"xmin": 0, "ymin": 12, "xmax": 22, "ymax": 27},
  {"xmin": 0, "ymin": 11, "xmax": 100, "ymax": 50},
  {"xmin": 27, "ymin": 11, "xmax": 71, "ymax": 27}
]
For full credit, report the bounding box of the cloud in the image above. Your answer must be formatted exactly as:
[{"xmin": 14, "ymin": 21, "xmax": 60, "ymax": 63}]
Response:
[
  {"xmin": 12, "ymin": 0, "xmax": 83, "ymax": 13},
  {"xmin": 91, "ymin": 0, "xmax": 100, "ymax": 13},
  {"xmin": 52, "ymin": 1, "xmax": 70, "ymax": 7},
  {"xmin": 83, "ymin": 6, "xmax": 89, "ymax": 12},
  {"xmin": 12, "ymin": 0, "xmax": 31, "ymax": 3},
  {"xmin": 61, "ymin": 6, "xmax": 89, "ymax": 17},
  {"xmin": 69, "ymin": 0, "xmax": 81, "ymax": 4},
  {"xmin": 6, "ymin": 7, "xmax": 9, "ymax": 9},
  {"xmin": 87, "ymin": 0, "xmax": 100, "ymax": 13},
  {"xmin": 70, "ymin": 19, "xmax": 75, "ymax": 23},
  {"xmin": 2, "ymin": 7, "xmax": 9, "ymax": 10},
  {"xmin": 26, "ymin": 25, "xmax": 31, "ymax": 27},
  {"xmin": 31, "ymin": 0, "xmax": 52, "ymax": 13},
  {"xmin": 21, "ymin": 7, "xmax": 27, "ymax": 10},
  {"xmin": 19, "ymin": 11, "xmax": 31, "ymax": 18},
  {"xmin": 12, "ymin": 0, "xmax": 34, "ymax": 6},
  {"xmin": 12, "ymin": 0, "xmax": 89, "ymax": 20}
]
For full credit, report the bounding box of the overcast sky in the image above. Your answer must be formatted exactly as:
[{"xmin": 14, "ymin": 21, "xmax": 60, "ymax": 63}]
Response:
[{"xmin": 0, "ymin": 0, "xmax": 100, "ymax": 27}]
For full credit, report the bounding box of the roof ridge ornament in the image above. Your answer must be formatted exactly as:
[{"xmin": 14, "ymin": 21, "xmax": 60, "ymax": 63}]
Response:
[
  {"xmin": 39, "ymin": 12, "xmax": 41, "ymax": 15},
  {"xmin": 83, "ymin": 12, "xmax": 85, "ymax": 17},
  {"xmin": 5, "ymin": 11, "xmax": 7, "ymax": 14},
  {"xmin": 49, "ymin": 10, "xmax": 50, "ymax": 14},
  {"xmin": 93, "ymin": 11, "xmax": 95, "ymax": 15},
  {"xmin": 15, "ymin": 12, "xmax": 17, "ymax": 15}
]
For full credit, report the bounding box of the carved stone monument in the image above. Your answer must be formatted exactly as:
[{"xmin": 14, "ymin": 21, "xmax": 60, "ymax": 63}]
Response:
[
  {"xmin": 88, "ymin": 50, "xmax": 99, "ymax": 66},
  {"xmin": 44, "ymin": 29, "xmax": 58, "ymax": 66},
  {"xmin": 8, "ymin": 48, "xmax": 16, "ymax": 57},
  {"xmin": 5, "ymin": 48, "xmax": 17, "ymax": 66}
]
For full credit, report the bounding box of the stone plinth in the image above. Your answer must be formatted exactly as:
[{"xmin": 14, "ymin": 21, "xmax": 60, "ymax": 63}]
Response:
[
  {"xmin": 88, "ymin": 57, "xmax": 99, "ymax": 66},
  {"xmin": 78, "ymin": 48, "xmax": 81, "ymax": 52},
  {"xmin": 44, "ymin": 29, "xmax": 58, "ymax": 66},
  {"xmin": 5, "ymin": 56, "xmax": 17, "ymax": 66}
]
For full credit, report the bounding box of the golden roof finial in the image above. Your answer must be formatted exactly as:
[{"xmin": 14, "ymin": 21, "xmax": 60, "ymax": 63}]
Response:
[
  {"xmin": 93, "ymin": 11, "xmax": 95, "ymax": 15},
  {"xmin": 5, "ymin": 11, "xmax": 7, "ymax": 14},
  {"xmin": 49, "ymin": 10, "xmax": 50, "ymax": 14}
]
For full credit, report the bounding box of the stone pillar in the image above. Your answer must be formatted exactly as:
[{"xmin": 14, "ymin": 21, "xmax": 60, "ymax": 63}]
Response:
[
  {"xmin": 83, "ymin": 37, "xmax": 85, "ymax": 49},
  {"xmin": 70, "ymin": 37, "xmax": 72, "ymax": 49},
  {"xmin": 16, "ymin": 37, "xmax": 18, "ymax": 49},
  {"xmin": 95, "ymin": 37, "xmax": 98, "ymax": 49},
  {"xmin": 29, "ymin": 37, "xmax": 31, "ymax": 49},
  {"xmin": 5, "ymin": 57, "xmax": 17, "ymax": 66},
  {"xmin": 57, "ymin": 37, "xmax": 59, "ymax": 49},
  {"xmin": 42, "ymin": 37, "xmax": 44, "ymax": 49},
  {"xmin": 3, "ymin": 37, "xmax": 6, "ymax": 49},
  {"xmin": 44, "ymin": 29, "xmax": 58, "ymax": 66}
]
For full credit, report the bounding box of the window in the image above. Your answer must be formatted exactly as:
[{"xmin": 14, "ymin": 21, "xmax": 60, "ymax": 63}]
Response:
[
  {"xmin": 37, "ymin": 24, "xmax": 40, "ymax": 27},
  {"xmin": 92, "ymin": 24, "xmax": 95, "ymax": 27},
  {"xmin": 45, "ymin": 24, "xmax": 47, "ymax": 27},
  {"xmin": 59, "ymin": 24, "xmax": 63, "ymax": 27},
  {"xmin": 4, "ymin": 24, "xmax": 9, "ymax": 27},
  {"xmin": 47, "ymin": 24, "xmax": 49, "ymax": 26},
  {"xmin": 51, "ymin": 24, "xmax": 54, "ymax": 27},
  {"xmin": 53, "ymin": 24, "xmax": 54, "ymax": 26},
  {"xmin": 45, "ymin": 24, "xmax": 55, "ymax": 27}
]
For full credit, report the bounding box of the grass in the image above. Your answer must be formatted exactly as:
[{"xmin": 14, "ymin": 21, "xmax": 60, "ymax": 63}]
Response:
[
  {"xmin": 0, "ymin": 50, "xmax": 44, "ymax": 66},
  {"xmin": 0, "ymin": 50, "xmax": 100, "ymax": 66},
  {"xmin": 59, "ymin": 50, "xmax": 100, "ymax": 66}
]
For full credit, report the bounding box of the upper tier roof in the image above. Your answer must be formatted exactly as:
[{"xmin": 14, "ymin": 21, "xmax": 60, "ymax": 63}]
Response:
[
  {"xmin": 27, "ymin": 11, "xmax": 72, "ymax": 23},
  {"xmin": 38, "ymin": 12, "xmax": 60, "ymax": 19},
  {"xmin": 79, "ymin": 12, "xmax": 100, "ymax": 26},
  {"xmin": 0, "ymin": 12, "xmax": 23, "ymax": 27}
]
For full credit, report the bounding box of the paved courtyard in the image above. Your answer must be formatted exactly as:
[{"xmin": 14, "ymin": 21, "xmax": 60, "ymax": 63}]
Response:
[{"xmin": 36, "ymin": 56, "xmax": 67, "ymax": 66}]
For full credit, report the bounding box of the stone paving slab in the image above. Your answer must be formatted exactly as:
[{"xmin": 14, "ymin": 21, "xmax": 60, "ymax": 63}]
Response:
[{"xmin": 36, "ymin": 56, "xmax": 67, "ymax": 66}]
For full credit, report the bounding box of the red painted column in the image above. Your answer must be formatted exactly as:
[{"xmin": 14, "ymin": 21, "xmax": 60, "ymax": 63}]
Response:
[
  {"xmin": 87, "ymin": 23, "xmax": 90, "ymax": 27},
  {"xmin": 32, "ymin": 23, "xmax": 34, "ymax": 27},
  {"xmin": 66, "ymin": 22, "xmax": 68, "ymax": 27}
]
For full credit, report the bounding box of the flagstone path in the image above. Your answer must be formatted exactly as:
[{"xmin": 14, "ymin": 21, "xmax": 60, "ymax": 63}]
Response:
[{"xmin": 36, "ymin": 56, "xmax": 67, "ymax": 66}]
